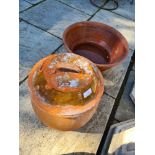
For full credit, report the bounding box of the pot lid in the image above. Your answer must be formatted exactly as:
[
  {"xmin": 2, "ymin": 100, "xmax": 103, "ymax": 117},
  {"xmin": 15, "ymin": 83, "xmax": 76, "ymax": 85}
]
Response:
[
  {"xmin": 38, "ymin": 53, "xmax": 95, "ymax": 93},
  {"xmin": 33, "ymin": 53, "xmax": 101, "ymax": 106}
]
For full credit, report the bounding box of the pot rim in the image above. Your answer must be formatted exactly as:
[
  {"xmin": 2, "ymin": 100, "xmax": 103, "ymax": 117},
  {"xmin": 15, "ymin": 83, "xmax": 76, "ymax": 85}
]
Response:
[
  {"xmin": 63, "ymin": 21, "xmax": 129, "ymax": 68},
  {"xmin": 28, "ymin": 54, "xmax": 104, "ymax": 117}
]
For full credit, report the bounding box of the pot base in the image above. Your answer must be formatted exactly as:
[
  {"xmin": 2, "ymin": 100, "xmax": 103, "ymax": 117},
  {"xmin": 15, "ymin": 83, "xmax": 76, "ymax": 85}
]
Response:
[{"xmin": 73, "ymin": 42, "xmax": 110, "ymax": 64}]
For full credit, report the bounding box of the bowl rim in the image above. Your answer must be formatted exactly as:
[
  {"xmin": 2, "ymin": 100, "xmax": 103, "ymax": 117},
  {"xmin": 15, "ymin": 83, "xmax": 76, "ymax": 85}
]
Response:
[
  {"xmin": 28, "ymin": 54, "xmax": 104, "ymax": 117},
  {"xmin": 63, "ymin": 21, "xmax": 129, "ymax": 68}
]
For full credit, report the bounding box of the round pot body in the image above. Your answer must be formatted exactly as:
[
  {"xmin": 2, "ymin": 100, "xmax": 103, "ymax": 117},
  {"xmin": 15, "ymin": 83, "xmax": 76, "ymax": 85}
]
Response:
[
  {"xmin": 63, "ymin": 21, "xmax": 129, "ymax": 71},
  {"xmin": 28, "ymin": 53, "xmax": 104, "ymax": 131}
]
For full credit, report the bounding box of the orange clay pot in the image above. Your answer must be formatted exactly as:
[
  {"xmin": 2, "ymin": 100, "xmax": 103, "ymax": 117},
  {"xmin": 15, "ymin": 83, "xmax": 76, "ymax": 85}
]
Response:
[
  {"xmin": 28, "ymin": 53, "xmax": 104, "ymax": 131},
  {"xmin": 63, "ymin": 21, "xmax": 129, "ymax": 71}
]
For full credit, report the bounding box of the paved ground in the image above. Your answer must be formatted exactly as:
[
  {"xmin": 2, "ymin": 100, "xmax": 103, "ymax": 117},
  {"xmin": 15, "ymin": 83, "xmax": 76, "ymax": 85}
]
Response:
[
  {"xmin": 114, "ymin": 68, "xmax": 135, "ymax": 122},
  {"xmin": 19, "ymin": 0, "xmax": 135, "ymax": 154}
]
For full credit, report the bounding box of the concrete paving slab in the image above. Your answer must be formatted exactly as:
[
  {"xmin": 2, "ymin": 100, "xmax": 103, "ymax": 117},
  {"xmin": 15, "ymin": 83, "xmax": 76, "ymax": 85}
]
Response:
[
  {"xmin": 103, "ymin": 50, "xmax": 133, "ymax": 98},
  {"xmin": 84, "ymin": 0, "xmax": 134, "ymax": 20},
  {"xmin": 19, "ymin": 80, "xmax": 115, "ymax": 154},
  {"xmin": 58, "ymin": 0, "xmax": 98, "ymax": 15},
  {"xmin": 20, "ymin": 0, "xmax": 90, "ymax": 38},
  {"xmin": 130, "ymin": 83, "xmax": 135, "ymax": 103},
  {"xmin": 19, "ymin": 65, "xmax": 29, "ymax": 82},
  {"xmin": 26, "ymin": 0, "xmax": 44, "ymax": 5},
  {"xmin": 20, "ymin": 0, "xmax": 32, "ymax": 12},
  {"xmin": 55, "ymin": 44, "xmax": 67, "ymax": 53},
  {"xmin": 132, "ymin": 63, "xmax": 135, "ymax": 71},
  {"xmin": 19, "ymin": 21, "xmax": 62, "ymax": 81},
  {"xmin": 115, "ymin": 70, "xmax": 135, "ymax": 121},
  {"xmin": 112, "ymin": 0, "xmax": 135, "ymax": 21},
  {"xmin": 91, "ymin": 9, "xmax": 135, "ymax": 50}
]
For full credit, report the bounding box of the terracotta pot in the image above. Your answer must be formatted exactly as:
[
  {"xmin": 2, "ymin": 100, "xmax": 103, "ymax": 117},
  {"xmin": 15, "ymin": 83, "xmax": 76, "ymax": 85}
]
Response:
[
  {"xmin": 63, "ymin": 21, "xmax": 129, "ymax": 71},
  {"xmin": 28, "ymin": 53, "xmax": 104, "ymax": 131}
]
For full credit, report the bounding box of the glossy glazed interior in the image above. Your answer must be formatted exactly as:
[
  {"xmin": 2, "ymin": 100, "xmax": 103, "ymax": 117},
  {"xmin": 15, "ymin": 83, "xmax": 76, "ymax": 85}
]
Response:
[{"xmin": 63, "ymin": 21, "xmax": 128, "ymax": 71}]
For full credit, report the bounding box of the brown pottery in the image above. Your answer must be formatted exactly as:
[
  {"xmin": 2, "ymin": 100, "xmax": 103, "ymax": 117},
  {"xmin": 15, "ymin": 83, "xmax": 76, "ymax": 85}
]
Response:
[
  {"xmin": 63, "ymin": 21, "xmax": 129, "ymax": 71},
  {"xmin": 28, "ymin": 53, "xmax": 104, "ymax": 131}
]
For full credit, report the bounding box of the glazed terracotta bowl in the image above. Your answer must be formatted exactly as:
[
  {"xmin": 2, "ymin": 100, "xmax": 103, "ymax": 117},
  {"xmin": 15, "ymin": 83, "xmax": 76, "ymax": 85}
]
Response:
[
  {"xmin": 63, "ymin": 21, "xmax": 129, "ymax": 71},
  {"xmin": 28, "ymin": 53, "xmax": 104, "ymax": 131}
]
